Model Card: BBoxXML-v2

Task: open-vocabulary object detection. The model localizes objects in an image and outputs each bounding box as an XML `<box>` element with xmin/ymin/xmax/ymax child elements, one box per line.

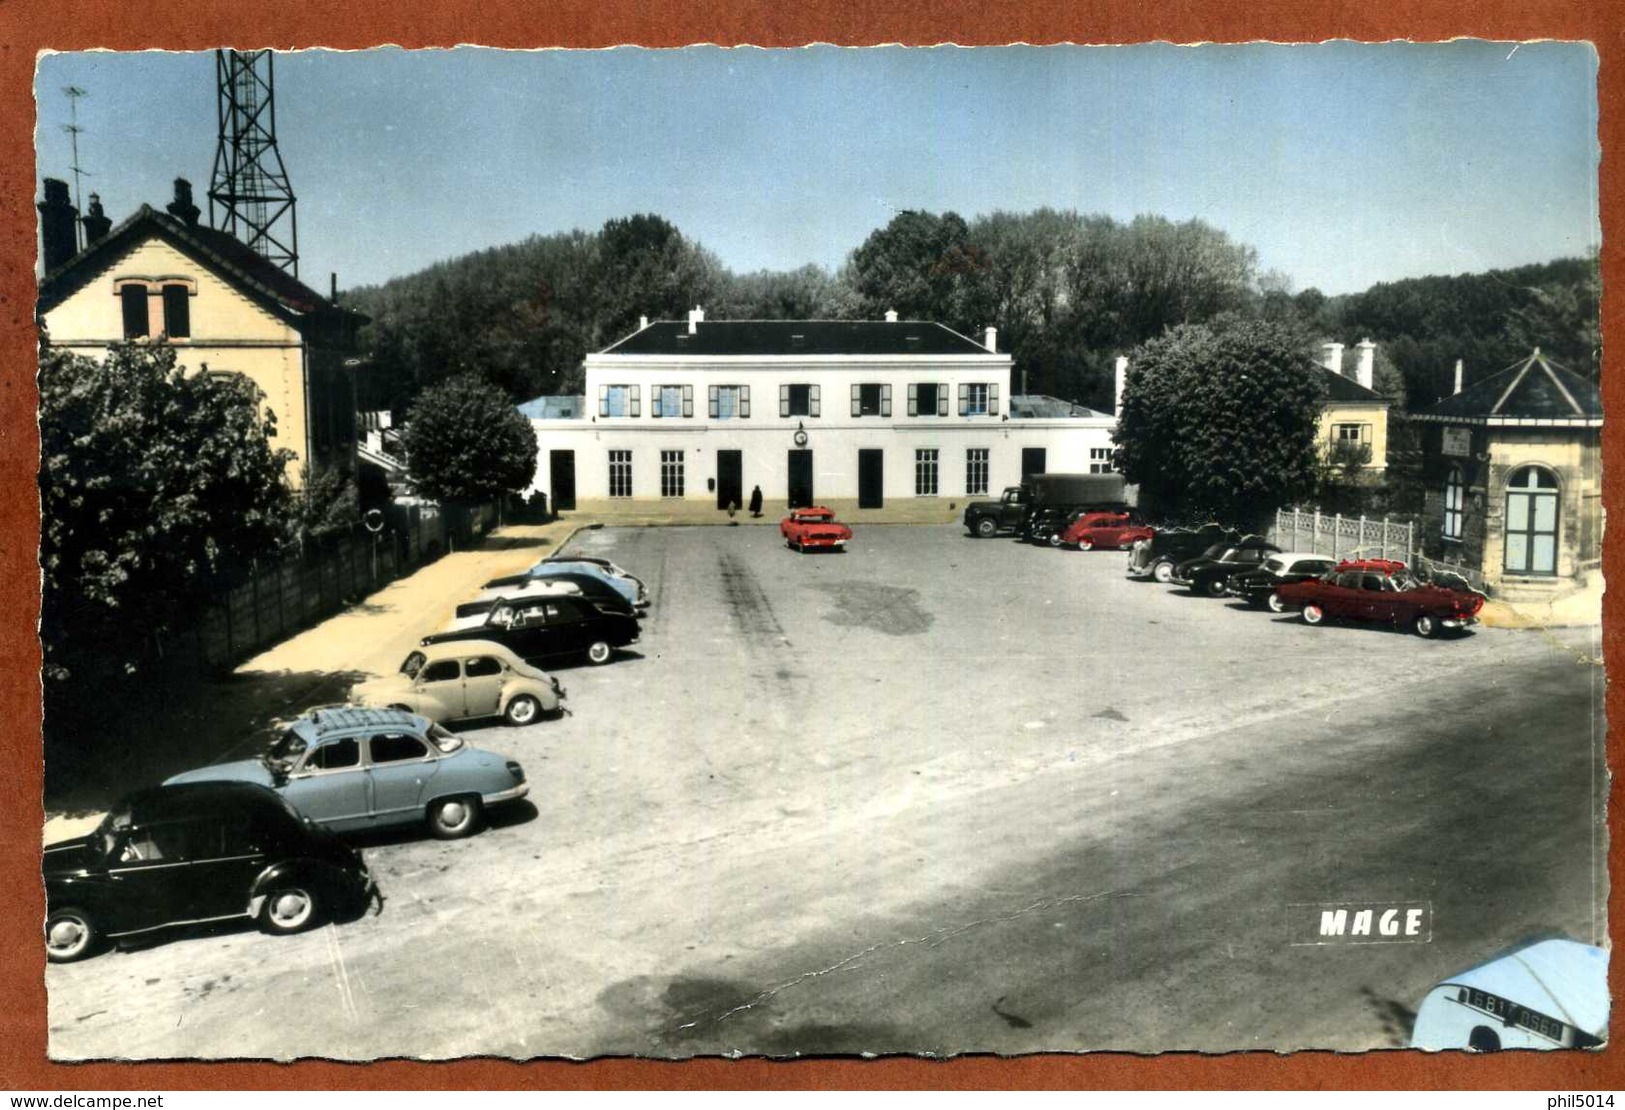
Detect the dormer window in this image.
<box><xmin>790</xmin><ymin>334</ymin><xmax>805</xmax><ymax>350</ymax></box>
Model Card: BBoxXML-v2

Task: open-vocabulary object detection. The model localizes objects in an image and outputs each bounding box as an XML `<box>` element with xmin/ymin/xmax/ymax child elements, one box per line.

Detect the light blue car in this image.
<box><xmin>527</xmin><ymin>559</ymin><xmax>646</xmax><ymax>609</ymax></box>
<box><xmin>165</xmin><ymin>707</ymin><xmax>529</xmax><ymax>840</ymax></box>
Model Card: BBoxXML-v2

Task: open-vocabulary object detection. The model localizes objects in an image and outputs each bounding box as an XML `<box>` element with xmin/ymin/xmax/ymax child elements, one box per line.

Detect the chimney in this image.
<box><xmin>984</xmin><ymin>326</ymin><xmax>997</xmax><ymax>353</ymax></box>
<box><xmin>167</xmin><ymin>177</ymin><xmax>200</xmax><ymax>226</ymax></box>
<box><xmin>687</xmin><ymin>306</ymin><xmax>705</xmax><ymax>334</ymax></box>
<box><xmin>638</xmin><ymin>315</ymin><xmax>648</xmax><ymax>330</ymax></box>
<box><xmin>1355</xmin><ymin>339</ymin><xmax>1376</xmax><ymax>391</ymax></box>
<box><xmin>1114</xmin><ymin>355</ymin><xmax>1129</xmax><ymax>419</ymax></box>
<box><xmin>1453</xmin><ymin>359</ymin><xmax>1464</xmax><ymax>396</ymax></box>
<box><xmin>884</xmin><ymin>309</ymin><xmax>898</xmax><ymax>323</ymax></box>
<box><xmin>80</xmin><ymin>193</ymin><xmax>111</xmax><ymax>246</ymax></box>
<box><xmin>1321</xmin><ymin>342</ymin><xmax>1345</xmax><ymax>376</ymax></box>
<box><xmin>37</xmin><ymin>178</ymin><xmax>78</xmax><ymax>273</ymax></box>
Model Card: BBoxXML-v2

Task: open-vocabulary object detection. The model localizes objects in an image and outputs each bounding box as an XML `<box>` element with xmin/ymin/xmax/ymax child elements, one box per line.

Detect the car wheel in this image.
<box><xmin>1047</xmin><ymin>532</ymin><xmax>1064</xmax><ymax>548</ymax></box>
<box><xmin>1413</xmin><ymin>613</ymin><xmax>1439</xmax><ymax>639</ymax></box>
<box><xmin>428</xmin><ymin>796</ymin><xmax>483</xmax><ymax>840</ymax></box>
<box><xmin>974</xmin><ymin>518</ymin><xmax>998</xmax><ymax>539</ymax></box>
<box><xmin>1266</xmin><ymin>591</ymin><xmax>1288</xmax><ymax>614</ymax></box>
<box><xmin>45</xmin><ymin>907</ymin><xmax>98</xmax><ymax>963</ymax></box>
<box><xmin>1301</xmin><ymin>603</ymin><xmax>1326</xmax><ymax>626</ymax></box>
<box><xmin>586</xmin><ymin>640</ymin><xmax>614</xmax><ymax>665</ymax></box>
<box><xmin>504</xmin><ymin>694</ymin><xmax>540</xmax><ymax>726</ymax></box>
<box><xmin>1203</xmin><ymin>577</ymin><xmax>1229</xmax><ymax>597</ymax></box>
<box><xmin>1078</xmin><ymin>539</ymin><xmax>1094</xmax><ymax>552</ymax></box>
<box><xmin>259</xmin><ymin>885</ymin><xmax>321</xmax><ymax>935</ymax></box>
<box><xmin>1152</xmin><ymin>560</ymin><xmax>1175</xmax><ymax>584</ymax></box>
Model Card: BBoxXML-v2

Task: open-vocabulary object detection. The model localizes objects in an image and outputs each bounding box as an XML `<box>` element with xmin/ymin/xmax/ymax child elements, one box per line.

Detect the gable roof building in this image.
<box><xmin>37</xmin><ymin>177</ymin><xmax>366</xmax><ymax>487</ymax></box>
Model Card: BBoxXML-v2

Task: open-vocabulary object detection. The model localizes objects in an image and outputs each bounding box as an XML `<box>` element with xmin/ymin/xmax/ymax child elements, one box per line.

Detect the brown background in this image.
<box><xmin>0</xmin><ymin>0</ymin><xmax>1619</xmax><ymax>1091</ymax></box>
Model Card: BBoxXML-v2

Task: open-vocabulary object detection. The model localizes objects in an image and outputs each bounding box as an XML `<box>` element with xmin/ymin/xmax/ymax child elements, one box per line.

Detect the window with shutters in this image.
<box><xmin>660</xmin><ymin>450</ymin><xmax>686</xmax><ymax>498</ymax></box>
<box><xmin>599</xmin><ymin>384</ymin><xmax>640</xmax><ymax>418</ymax></box>
<box><xmin>608</xmin><ymin>450</ymin><xmax>632</xmax><ymax>498</ymax></box>
<box><xmin>914</xmin><ymin>449</ymin><xmax>939</xmax><ymax>496</ymax></box>
<box><xmin>852</xmin><ymin>383</ymin><xmax>890</xmax><ymax>417</ymax></box>
<box><xmin>653</xmin><ymin>385</ymin><xmax>692</xmax><ymax>418</ymax></box>
<box><xmin>965</xmin><ymin>449</ymin><xmax>989</xmax><ymax>495</ymax></box>
<box><xmin>782</xmin><ymin>384</ymin><xmax>818</xmax><ymax>417</ymax></box>
<box><xmin>708</xmin><ymin>384</ymin><xmax>750</xmax><ymax>419</ymax></box>
<box><xmin>908</xmin><ymin>383</ymin><xmax>946</xmax><ymax>417</ymax></box>
<box><xmin>959</xmin><ymin>382</ymin><xmax>998</xmax><ymax>416</ymax></box>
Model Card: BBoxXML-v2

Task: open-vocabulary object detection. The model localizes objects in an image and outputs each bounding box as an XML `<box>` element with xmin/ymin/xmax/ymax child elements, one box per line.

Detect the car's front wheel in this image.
<box><xmin>1413</xmin><ymin>613</ymin><xmax>1439</xmax><ymax>639</ymax></box>
<box><xmin>1152</xmin><ymin>560</ymin><xmax>1175</xmax><ymax>584</ymax></box>
<box><xmin>974</xmin><ymin>518</ymin><xmax>998</xmax><ymax>539</ymax></box>
<box><xmin>1266</xmin><ymin>591</ymin><xmax>1288</xmax><ymax>614</ymax></box>
<box><xmin>259</xmin><ymin>885</ymin><xmax>321</xmax><ymax>935</ymax></box>
<box><xmin>1204</xmin><ymin>577</ymin><xmax>1228</xmax><ymax>598</ymax></box>
<box><xmin>45</xmin><ymin>907</ymin><xmax>99</xmax><ymax>963</ymax></box>
<box><xmin>504</xmin><ymin>694</ymin><xmax>541</xmax><ymax>726</ymax></box>
<box><xmin>586</xmin><ymin>640</ymin><xmax>613</xmax><ymax>665</ymax></box>
<box><xmin>1047</xmin><ymin>532</ymin><xmax>1064</xmax><ymax>548</ymax></box>
<box><xmin>1301</xmin><ymin>603</ymin><xmax>1326</xmax><ymax>626</ymax></box>
<box><xmin>428</xmin><ymin>796</ymin><xmax>483</xmax><ymax>840</ymax></box>
<box><xmin>1077</xmin><ymin>539</ymin><xmax>1094</xmax><ymax>552</ymax></box>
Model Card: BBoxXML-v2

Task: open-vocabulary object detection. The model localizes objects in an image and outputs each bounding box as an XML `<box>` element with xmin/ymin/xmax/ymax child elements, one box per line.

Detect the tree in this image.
<box><xmin>1114</xmin><ymin>320</ymin><xmax>1324</xmax><ymax>527</ymax></box>
<box><xmin>39</xmin><ymin>342</ymin><xmax>293</xmax><ymax>677</ymax></box>
<box><xmin>844</xmin><ymin>210</ymin><xmax>984</xmax><ymax>325</ymax></box>
<box><xmin>402</xmin><ymin>375</ymin><xmax>538</xmax><ymax>507</ymax></box>
<box><xmin>289</xmin><ymin>464</ymin><xmax>360</xmax><ymax>550</ymax></box>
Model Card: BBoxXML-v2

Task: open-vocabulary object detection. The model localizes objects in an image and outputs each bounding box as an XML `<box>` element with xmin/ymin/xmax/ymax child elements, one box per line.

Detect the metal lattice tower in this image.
<box><xmin>208</xmin><ymin>50</ymin><xmax>298</xmax><ymax>275</ymax></box>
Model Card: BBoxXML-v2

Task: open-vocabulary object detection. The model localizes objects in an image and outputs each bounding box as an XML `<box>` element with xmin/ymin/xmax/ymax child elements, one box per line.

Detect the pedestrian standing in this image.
<box><xmin>749</xmin><ymin>485</ymin><xmax>764</xmax><ymax>518</ymax></box>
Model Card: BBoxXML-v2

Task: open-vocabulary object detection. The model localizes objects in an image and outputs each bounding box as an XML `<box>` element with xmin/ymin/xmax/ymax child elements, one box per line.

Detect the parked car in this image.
<box><xmin>1274</xmin><ymin>558</ymin><xmax>1485</xmax><ymax>637</ymax></box>
<box><xmin>1126</xmin><ymin>524</ymin><xmax>1240</xmax><ymax>582</ymax></box>
<box><xmin>527</xmin><ymin>559</ymin><xmax>647</xmax><ymax>609</ymax></box>
<box><xmin>781</xmin><ymin>506</ymin><xmax>853</xmax><ymax>552</ymax></box>
<box><xmin>1226</xmin><ymin>552</ymin><xmax>1341</xmax><ymax>611</ymax></box>
<box><xmin>964</xmin><ymin>473</ymin><xmax>1128</xmax><ymax>538</ymax></box>
<box><xmin>45</xmin><ymin>781</ymin><xmax>375</xmax><ymax>962</ymax></box>
<box><xmin>540</xmin><ymin>554</ymin><xmax>645</xmax><ymax>595</ymax></box>
<box><xmin>350</xmin><ymin>639</ymin><xmax>564</xmax><ymax>727</ymax></box>
<box><xmin>1170</xmin><ymin>537</ymin><xmax>1283</xmax><ymax>596</ymax></box>
<box><xmin>1060</xmin><ymin>511</ymin><xmax>1155</xmax><ymax>551</ymax></box>
<box><xmin>454</xmin><ymin>578</ymin><xmax>581</xmax><ymax>621</ymax></box>
<box><xmin>482</xmin><ymin>571</ymin><xmax>636</xmax><ymax>618</ymax></box>
<box><xmin>166</xmin><ymin>706</ymin><xmax>529</xmax><ymax>839</ymax></box>
<box><xmin>1412</xmin><ymin>938</ymin><xmax>1607</xmax><ymax>1051</ymax></box>
<box><xmin>424</xmin><ymin>593</ymin><xmax>640</xmax><ymax>665</ymax></box>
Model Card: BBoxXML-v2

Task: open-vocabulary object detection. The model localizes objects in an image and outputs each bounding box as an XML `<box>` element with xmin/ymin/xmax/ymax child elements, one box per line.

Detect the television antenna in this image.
<box><xmin>61</xmin><ymin>85</ymin><xmax>90</xmax><ymax>250</ymax></box>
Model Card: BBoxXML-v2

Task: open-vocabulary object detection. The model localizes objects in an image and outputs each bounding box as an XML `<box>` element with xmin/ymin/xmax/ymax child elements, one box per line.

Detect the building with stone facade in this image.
<box><xmin>1410</xmin><ymin>349</ymin><xmax>1602</xmax><ymax>593</ymax></box>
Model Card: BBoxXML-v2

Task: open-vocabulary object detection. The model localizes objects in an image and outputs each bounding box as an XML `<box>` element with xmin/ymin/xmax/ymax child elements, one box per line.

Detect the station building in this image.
<box><xmin>524</xmin><ymin>309</ymin><xmax>1117</xmax><ymax>512</ymax></box>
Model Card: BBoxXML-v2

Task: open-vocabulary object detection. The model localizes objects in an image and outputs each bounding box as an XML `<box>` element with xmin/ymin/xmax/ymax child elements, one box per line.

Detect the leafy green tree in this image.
<box><xmin>844</xmin><ymin>210</ymin><xmax>985</xmax><ymax>325</ymax></box>
<box><xmin>1114</xmin><ymin>320</ymin><xmax>1324</xmax><ymax>527</ymax></box>
<box><xmin>39</xmin><ymin>342</ymin><xmax>293</xmax><ymax>677</ymax></box>
<box><xmin>289</xmin><ymin>464</ymin><xmax>360</xmax><ymax>550</ymax></box>
<box><xmin>402</xmin><ymin>375</ymin><xmax>538</xmax><ymax>507</ymax></box>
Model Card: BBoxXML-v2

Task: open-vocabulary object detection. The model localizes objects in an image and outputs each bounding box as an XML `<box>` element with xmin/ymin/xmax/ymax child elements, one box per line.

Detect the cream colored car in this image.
<box><xmin>350</xmin><ymin>639</ymin><xmax>564</xmax><ymax>727</ymax></box>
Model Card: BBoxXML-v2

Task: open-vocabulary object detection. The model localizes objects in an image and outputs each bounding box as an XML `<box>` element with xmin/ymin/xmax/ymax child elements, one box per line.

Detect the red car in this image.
<box><xmin>1274</xmin><ymin>558</ymin><xmax>1484</xmax><ymax>638</ymax></box>
<box><xmin>780</xmin><ymin>507</ymin><xmax>852</xmax><ymax>552</ymax></box>
<box><xmin>1060</xmin><ymin>511</ymin><xmax>1154</xmax><ymax>551</ymax></box>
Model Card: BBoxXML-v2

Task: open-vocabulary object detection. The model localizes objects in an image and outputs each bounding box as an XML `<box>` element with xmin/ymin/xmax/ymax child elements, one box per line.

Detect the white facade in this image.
<box><xmin>527</xmin><ymin>316</ymin><xmax>1117</xmax><ymax>508</ymax></box>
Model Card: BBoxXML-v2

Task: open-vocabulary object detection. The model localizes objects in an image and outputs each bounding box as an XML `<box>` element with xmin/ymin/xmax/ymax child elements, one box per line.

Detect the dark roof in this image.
<box><xmin>37</xmin><ymin>204</ymin><xmax>363</xmax><ymax>328</ymax></box>
<box><xmin>599</xmin><ymin>319</ymin><xmax>996</xmax><ymax>357</ymax></box>
<box><xmin>1416</xmin><ymin>349</ymin><xmax>1601</xmax><ymax>424</ymax></box>
<box><xmin>1009</xmin><ymin>394</ymin><xmax>1112</xmax><ymax>419</ymax></box>
<box><xmin>1319</xmin><ymin>366</ymin><xmax>1387</xmax><ymax>403</ymax></box>
<box><xmin>517</xmin><ymin>395</ymin><xmax>587</xmax><ymax>419</ymax></box>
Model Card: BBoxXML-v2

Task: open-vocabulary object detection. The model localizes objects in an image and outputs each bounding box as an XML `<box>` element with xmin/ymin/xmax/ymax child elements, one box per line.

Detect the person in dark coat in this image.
<box><xmin>748</xmin><ymin>485</ymin><xmax>764</xmax><ymax>518</ymax></box>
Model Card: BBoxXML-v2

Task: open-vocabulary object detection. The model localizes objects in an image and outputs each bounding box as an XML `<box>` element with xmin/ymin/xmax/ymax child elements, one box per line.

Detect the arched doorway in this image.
<box><xmin>1504</xmin><ymin>465</ymin><xmax>1559</xmax><ymax>576</ymax></box>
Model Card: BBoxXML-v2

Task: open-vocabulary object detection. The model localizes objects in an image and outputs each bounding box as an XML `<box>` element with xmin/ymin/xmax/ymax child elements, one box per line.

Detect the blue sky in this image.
<box><xmin>36</xmin><ymin>42</ymin><xmax>1599</xmax><ymax>296</ymax></box>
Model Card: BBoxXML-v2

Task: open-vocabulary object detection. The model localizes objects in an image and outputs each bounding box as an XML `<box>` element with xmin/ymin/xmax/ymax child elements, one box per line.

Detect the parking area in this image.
<box><xmin>46</xmin><ymin>523</ymin><xmax>1605</xmax><ymax>1059</ymax></box>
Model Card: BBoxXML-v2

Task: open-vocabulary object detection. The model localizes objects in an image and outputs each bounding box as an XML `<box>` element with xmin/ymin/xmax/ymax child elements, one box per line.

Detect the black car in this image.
<box><xmin>1126</xmin><ymin>524</ymin><xmax>1240</xmax><ymax>582</ymax></box>
<box><xmin>423</xmin><ymin>593</ymin><xmax>640</xmax><ymax>666</ymax></box>
<box><xmin>44</xmin><ymin>782</ymin><xmax>375</xmax><ymax>963</ymax></box>
<box><xmin>1226</xmin><ymin>552</ymin><xmax>1341</xmax><ymax>612</ymax></box>
<box><xmin>1024</xmin><ymin>503</ymin><xmax>1134</xmax><ymax>546</ymax></box>
<box><xmin>1169</xmin><ymin>537</ymin><xmax>1283</xmax><ymax>596</ymax></box>
<box><xmin>481</xmin><ymin>572</ymin><xmax>636</xmax><ymax>617</ymax></box>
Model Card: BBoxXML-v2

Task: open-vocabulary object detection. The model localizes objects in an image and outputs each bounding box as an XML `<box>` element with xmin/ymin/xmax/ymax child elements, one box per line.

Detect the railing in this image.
<box><xmin>1271</xmin><ymin>508</ymin><xmax>1415</xmax><ymax>563</ymax></box>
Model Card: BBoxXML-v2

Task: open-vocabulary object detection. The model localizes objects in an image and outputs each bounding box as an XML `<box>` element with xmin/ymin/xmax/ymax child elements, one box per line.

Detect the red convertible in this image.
<box><xmin>1274</xmin><ymin>558</ymin><xmax>1484</xmax><ymax>638</ymax></box>
<box><xmin>781</xmin><ymin>507</ymin><xmax>852</xmax><ymax>552</ymax></box>
<box><xmin>1060</xmin><ymin>511</ymin><xmax>1154</xmax><ymax>551</ymax></box>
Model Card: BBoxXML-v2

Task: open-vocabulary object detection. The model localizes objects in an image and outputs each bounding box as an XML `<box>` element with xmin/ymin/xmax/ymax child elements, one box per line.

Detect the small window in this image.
<box><xmin>909</xmin><ymin>383</ymin><xmax>944</xmax><ymax>417</ymax></box>
<box><xmin>307</xmin><ymin>738</ymin><xmax>361</xmax><ymax>771</ymax></box>
<box><xmin>162</xmin><ymin>284</ymin><xmax>191</xmax><ymax>338</ymax></box>
<box><xmin>785</xmin><ymin>384</ymin><xmax>814</xmax><ymax>418</ymax></box>
<box><xmin>464</xmin><ymin>656</ymin><xmax>503</xmax><ymax>678</ymax></box>
<box><xmin>370</xmin><ymin>733</ymin><xmax>430</xmax><ymax>764</ymax></box>
<box><xmin>709</xmin><ymin>385</ymin><xmax>750</xmax><ymax>419</ymax></box>
<box><xmin>599</xmin><ymin>384</ymin><xmax>640</xmax><ymax>418</ymax></box>
<box><xmin>1443</xmin><ymin>465</ymin><xmax>1465</xmax><ymax>540</ymax></box>
<box><xmin>420</xmin><ymin>660</ymin><xmax>462</xmax><ymax>683</ymax></box>
<box><xmin>653</xmin><ymin>385</ymin><xmax>691</xmax><ymax>419</ymax></box>
<box><xmin>121</xmin><ymin>285</ymin><xmax>150</xmax><ymax>339</ymax></box>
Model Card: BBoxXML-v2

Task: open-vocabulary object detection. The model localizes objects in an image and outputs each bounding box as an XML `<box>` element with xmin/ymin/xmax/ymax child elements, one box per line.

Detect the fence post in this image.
<box><xmin>250</xmin><ymin>564</ymin><xmax>262</xmax><ymax>649</ymax></box>
<box><xmin>1358</xmin><ymin>514</ymin><xmax>1367</xmax><ymax>558</ymax></box>
<box><xmin>1312</xmin><ymin>508</ymin><xmax>1322</xmax><ymax>557</ymax></box>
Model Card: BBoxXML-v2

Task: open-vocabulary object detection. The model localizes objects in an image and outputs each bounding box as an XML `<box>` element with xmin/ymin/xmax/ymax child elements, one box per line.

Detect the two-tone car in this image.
<box><xmin>1168</xmin><ymin>536</ymin><xmax>1282</xmax><ymax>596</ymax></box>
<box><xmin>45</xmin><ymin>781</ymin><xmax>375</xmax><ymax>962</ymax></box>
<box><xmin>166</xmin><ymin>706</ymin><xmax>530</xmax><ymax>839</ymax></box>
<box><xmin>350</xmin><ymin>639</ymin><xmax>564</xmax><ymax>727</ymax></box>
<box><xmin>481</xmin><ymin>571</ymin><xmax>636</xmax><ymax>617</ymax></box>
<box><xmin>1225</xmin><ymin>552</ymin><xmax>1340</xmax><ymax>612</ymax></box>
<box><xmin>527</xmin><ymin>559</ymin><xmax>647</xmax><ymax>610</ymax></box>
<box><xmin>1274</xmin><ymin>558</ymin><xmax>1485</xmax><ymax>638</ymax></box>
<box><xmin>781</xmin><ymin>507</ymin><xmax>853</xmax><ymax>552</ymax></box>
<box><xmin>423</xmin><ymin>593</ymin><xmax>640</xmax><ymax>666</ymax></box>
